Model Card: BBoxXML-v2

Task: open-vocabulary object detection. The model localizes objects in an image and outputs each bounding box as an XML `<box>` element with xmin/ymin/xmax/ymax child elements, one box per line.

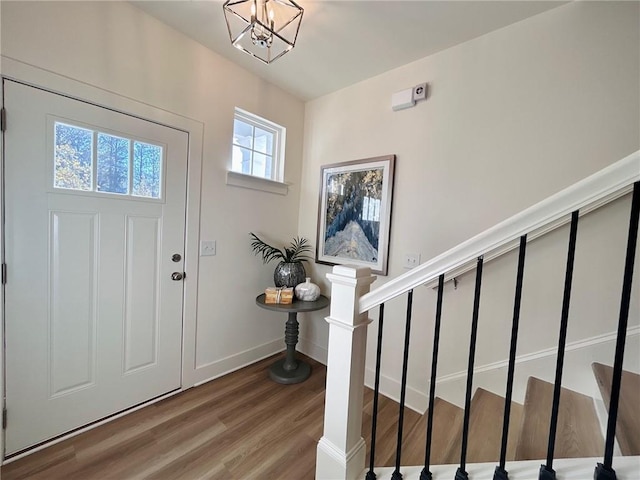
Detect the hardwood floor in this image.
<box><xmin>1</xmin><ymin>354</ymin><xmax>630</xmax><ymax>480</ymax></box>
<box><xmin>2</xmin><ymin>353</ymin><xmax>327</xmax><ymax>480</ymax></box>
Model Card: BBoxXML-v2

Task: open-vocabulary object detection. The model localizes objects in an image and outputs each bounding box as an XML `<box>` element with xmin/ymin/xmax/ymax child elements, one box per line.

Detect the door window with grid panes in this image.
<box><xmin>53</xmin><ymin>121</ymin><xmax>164</xmax><ymax>199</ymax></box>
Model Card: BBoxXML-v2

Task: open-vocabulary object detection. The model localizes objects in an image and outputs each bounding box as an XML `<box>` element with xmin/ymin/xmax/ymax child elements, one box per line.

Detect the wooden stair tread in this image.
<box><xmin>362</xmin><ymin>391</ymin><xmax>424</xmax><ymax>467</ymax></box>
<box><xmin>516</xmin><ymin>377</ymin><xmax>604</xmax><ymax>461</ymax></box>
<box><xmin>466</xmin><ymin>388</ymin><xmax>524</xmax><ymax>463</ymax></box>
<box><xmin>402</xmin><ymin>397</ymin><xmax>464</xmax><ymax>466</ymax></box>
<box><xmin>592</xmin><ymin>363</ymin><xmax>640</xmax><ymax>455</ymax></box>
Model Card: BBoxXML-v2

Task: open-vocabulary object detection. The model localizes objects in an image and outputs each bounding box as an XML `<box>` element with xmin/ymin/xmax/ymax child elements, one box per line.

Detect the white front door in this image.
<box><xmin>3</xmin><ymin>80</ymin><xmax>188</xmax><ymax>455</ymax></box>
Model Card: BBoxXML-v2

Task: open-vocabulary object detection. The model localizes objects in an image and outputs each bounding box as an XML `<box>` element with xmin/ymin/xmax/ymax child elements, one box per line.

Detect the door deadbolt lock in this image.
<box><xmin>171</xmin><ymin>272</ymin><xmax>185</xmax><ymax>281</ymax></box>
<box><xmin>172</xmin><ymin>253</ymin><xmax>182</xmax><ymax>262</ymax></box>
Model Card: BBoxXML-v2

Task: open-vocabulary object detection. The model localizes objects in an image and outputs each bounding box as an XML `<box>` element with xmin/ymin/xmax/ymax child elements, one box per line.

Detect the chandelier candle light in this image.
<box><xmin>223</xmin><ymin>0</ymin><xmax>304</xmax><ymax>64</ymax></box>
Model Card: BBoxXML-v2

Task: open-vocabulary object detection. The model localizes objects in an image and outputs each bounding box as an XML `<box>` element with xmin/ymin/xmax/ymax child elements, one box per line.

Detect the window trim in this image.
<box><xmin>230</xmin><ymin>107</ymin><xmax>286</xmax><ymax>184</ymax></box>
<box><xmin>226</xmin><ymin>170</ymin><xmax>289</xmax><ymax>196</ymax></box>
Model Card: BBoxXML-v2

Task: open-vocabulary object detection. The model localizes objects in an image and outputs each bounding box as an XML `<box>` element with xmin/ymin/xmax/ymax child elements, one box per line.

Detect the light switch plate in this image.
<box><xmin>200</xmin><ymin>240</ymin><xmax>216</xmax><ymax>256</ymax></box>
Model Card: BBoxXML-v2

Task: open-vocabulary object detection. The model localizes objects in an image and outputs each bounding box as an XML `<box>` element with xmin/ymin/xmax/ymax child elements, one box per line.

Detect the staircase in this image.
<box><xmin>365</xmin><ymin>367</ymin><xmax>638</xmax><ymax>469</ymax></box>
<box><xmin>315</xmin><ymin>152</ymin><xmax>640</xmax><ymax>480</ymax></box>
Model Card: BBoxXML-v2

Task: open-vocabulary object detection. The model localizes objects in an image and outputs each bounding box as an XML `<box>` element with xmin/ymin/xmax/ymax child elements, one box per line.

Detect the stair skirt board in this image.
<box><xmin>433</xmin><ymin>328</ymin><xmax>640</xmax><ymax>409</ymax></box>
<box><xmin>363</xmin><ymin>327</ymin><xmax>640</xmax><ymax>413</ymax></box>
<box><xmin>593</xmin><ymin>393</ymin><xmax>623</xmax><ymax>458</ymax></box>
<box><xmin>592</xmin><ymin>363</ymin><xmax>640</xmax><ymax>456</ymax></box>
<box><xmin>367</xmin><ymin>456</ymin><xmax>640</xmax><ymax>480</ymax></box>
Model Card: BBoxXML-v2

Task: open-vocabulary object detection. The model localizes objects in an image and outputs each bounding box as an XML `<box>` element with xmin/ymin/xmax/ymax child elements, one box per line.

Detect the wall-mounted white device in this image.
<box><xmin>391</xmin><ymin>82</ymin><xmax>428</xmax><ymax>111</ymax></box>
<box><xmin>391</xmin><ymin>88</ymin><xmax>415</xmax><ymax>111</ymax></box>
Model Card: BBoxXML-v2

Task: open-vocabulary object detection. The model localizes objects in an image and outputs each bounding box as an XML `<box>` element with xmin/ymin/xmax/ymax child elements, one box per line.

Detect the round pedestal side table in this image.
<box><xmin>255</xmin><ymin>293</ymin><xmax>329</xmax><ymax>384</ymax></box>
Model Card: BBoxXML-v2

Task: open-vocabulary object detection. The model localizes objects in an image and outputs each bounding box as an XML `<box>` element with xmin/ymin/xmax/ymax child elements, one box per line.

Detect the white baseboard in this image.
<box><xmin>300</xmin><ymin>336</ymin><xmax>428</xmax><ymax>413</ymax></box>
<box><xmin>364</xmin><ymin>368</ymin><xmax>429</xmax><ymax>414</ymax></box>
<box><xmin>438</xmin><ymin>328</ymin><xmax>639</xmax><ymax>408</ymax></box>
<box><xmin>192</xmin><ymin>338</ymin><xmax>284</xmax><ymax>387</ymax></box>
<box><xmin>437</xmin><ymin>326</ymin><xmax>640</xmax><ymax>386</ymax></box>
<box><xmin>297</xmin><ymin>336</ymin><xmax>328</xmax><ymax>365</ymax></box>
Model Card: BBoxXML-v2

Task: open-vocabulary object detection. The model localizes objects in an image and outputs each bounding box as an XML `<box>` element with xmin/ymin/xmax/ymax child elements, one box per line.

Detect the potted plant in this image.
<box><xmin>250</xmin><ymin>233</ymin><xmax>313</xmax><ymax>288</ymax></box>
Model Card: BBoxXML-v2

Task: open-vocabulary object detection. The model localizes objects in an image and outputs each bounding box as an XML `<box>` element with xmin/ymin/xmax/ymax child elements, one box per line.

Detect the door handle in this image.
<box><xmin>171</xmin><ymin>272</ymin><xmax>185</xmax><ymax>281</ymax></box>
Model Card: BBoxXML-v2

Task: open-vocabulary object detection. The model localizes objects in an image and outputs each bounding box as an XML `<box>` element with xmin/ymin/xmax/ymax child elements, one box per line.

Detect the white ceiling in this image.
<box><xmin>132</xmin><ymin>1</ymin><xmax>568</xmax><ymax>101</ymax></box>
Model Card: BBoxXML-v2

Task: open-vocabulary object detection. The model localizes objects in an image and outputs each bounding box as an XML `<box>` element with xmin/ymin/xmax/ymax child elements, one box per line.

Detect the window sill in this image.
<box><xmin>226</xmin><ymin>170</ymin><xmax>290</xmax><ymax>196</ymax></box>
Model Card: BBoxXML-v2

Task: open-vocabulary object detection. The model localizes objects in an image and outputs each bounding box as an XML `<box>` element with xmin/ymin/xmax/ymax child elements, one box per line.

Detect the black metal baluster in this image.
<box><xmin>366</xmin><ymin>304</ymin><xmax>386</xmax><ymax>480</ymax></box>
<box><xmin>391</xmin><ymin>290</ymin><xmax>414</xmax><ymax>480</ymax></box>
<box><xmin>594</xmin><ymin>181</ymin><xmax>640</xmax><ymax>480</ymax></box>
<box><xmin>494</xmin><ymin>235</ymin><xmax>528</xmax><ymax>480</ymax></box>
<box><xmin>420</xmin><ymin>274</ymin><xmax>445</xmax><ymax>480</ymax></box>
<box><xmin>539</xmin><ymin>210</ymin><xmax>580</xmax><ymax>480</ymax></box>
<box><xmin>456</xmin><ymin>256</ymin><xmax>484</xmax><ymax>480</ymax></box>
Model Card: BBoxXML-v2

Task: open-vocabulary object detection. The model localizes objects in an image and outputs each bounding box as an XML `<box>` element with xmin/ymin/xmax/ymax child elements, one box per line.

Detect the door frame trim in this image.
<box><xmin>0</xmin><ymin>56</ymin><xmax>204</xmax><ymax>463</ymax></box>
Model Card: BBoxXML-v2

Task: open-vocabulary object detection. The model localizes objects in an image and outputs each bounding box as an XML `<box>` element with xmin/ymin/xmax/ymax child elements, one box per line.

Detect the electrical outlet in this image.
<box><xmin>403</xmin><ymin>253</ymin><xmax>421</xmax><ymax>269</ymax></box>
<box><xmin>200</xmin><ymin>240</ymin><xmax>216</xmax><ymax>256</ymax></box>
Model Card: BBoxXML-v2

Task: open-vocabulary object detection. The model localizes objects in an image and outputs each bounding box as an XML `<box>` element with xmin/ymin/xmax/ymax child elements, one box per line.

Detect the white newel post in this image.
<box><xmin>316</xmin><ymin>265</ymin><xmax>377</xmax><ymax>480</ymax></box>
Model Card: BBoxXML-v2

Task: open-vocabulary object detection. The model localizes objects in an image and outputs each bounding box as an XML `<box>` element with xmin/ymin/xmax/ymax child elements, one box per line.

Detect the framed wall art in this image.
<box><xmin>316</xmin><ymin>155</ymin><xmax>395</xmax><ymax>275</ymax></box>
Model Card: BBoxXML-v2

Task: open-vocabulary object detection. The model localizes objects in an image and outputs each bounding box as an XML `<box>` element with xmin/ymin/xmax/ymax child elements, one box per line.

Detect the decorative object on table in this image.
<box><xmin>294</xmin><ymin>277</ymin><xmax>320</xmax><ymax>302</ymax></box>
<box><xmin>222</xmin><ymin>0</ymin><xmax>304</xmax><ymax>65</ymax></box>
<box><xmin>250</xmin><ymin>233</ymin><xmax>313</xmax><ymax>288</ymax></box>
<box><xmin>316</xmin><ymin>155</ymin><xmax>396</xmax><ymax>275</ymax></box>
<box><xmin>264</xmin><ymin>287</ymin><xmax>294</xmax><ymax>305</ymax></box>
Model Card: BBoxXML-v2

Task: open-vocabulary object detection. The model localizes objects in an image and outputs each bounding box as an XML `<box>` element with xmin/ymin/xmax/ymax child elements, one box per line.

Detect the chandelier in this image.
<box><xmin>223</xmin><ymin>0</ymin><xmax>304</xmax><ymax>65</ymax></box>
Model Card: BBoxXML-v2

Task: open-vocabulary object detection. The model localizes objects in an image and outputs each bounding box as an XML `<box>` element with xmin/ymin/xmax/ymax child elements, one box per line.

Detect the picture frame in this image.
<box><xmin>316</xmin><ymin>155</ymin><xmax>395</xmax><ymax>275</ymax></box>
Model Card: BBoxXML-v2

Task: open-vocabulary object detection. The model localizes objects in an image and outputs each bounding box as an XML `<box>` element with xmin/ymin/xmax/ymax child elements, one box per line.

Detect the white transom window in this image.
<box><xmin>230</xmin><ymin>108</ymin><xmax>285</xmax><ymax>183</ymax></box>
